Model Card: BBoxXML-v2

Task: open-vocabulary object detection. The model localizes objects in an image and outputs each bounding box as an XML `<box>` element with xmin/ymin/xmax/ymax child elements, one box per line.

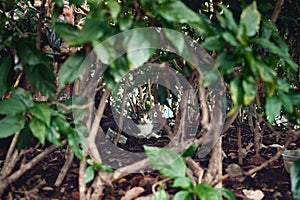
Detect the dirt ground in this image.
<box><xmin>0</xmin><ymin>122</ymin><xmax>296</xmax><ymax>200</ymax></box>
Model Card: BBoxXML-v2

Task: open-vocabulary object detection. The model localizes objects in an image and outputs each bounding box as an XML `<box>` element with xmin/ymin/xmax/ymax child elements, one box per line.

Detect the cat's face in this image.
<box><xmin>138</xmin><ymin>112</ymin><xmax>153</xmax><ymax>125</ymax></box>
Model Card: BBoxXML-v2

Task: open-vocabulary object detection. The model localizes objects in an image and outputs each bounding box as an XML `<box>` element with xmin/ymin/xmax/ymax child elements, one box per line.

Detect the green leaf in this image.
<box><xmin>193</xmin><ymin>183</ymin><xmax>221</xmax><ymax>200</ymax></box>
<box><xmin>291</xmin><ymin>159</ymin><xmax>300</xmax><ymax>199</ymax></box>
<box><xmin>144</xmin><ymin>146</ymin><xmax>186</xmax><ymax>178</ymax></box>
<box><xmin>156</xmin><ymin>1</ymin><xmax>200</xmax><ymax>23</ymax></box>
<box><xmin>16</xmin><ymin>39</ymin><xmax>48</xmax><ymax>66</ymax></box>
<box><xmin>182</xmin><ymin>144</ymin><xmax>199</xmax><ymax>157</ymax></box>
<box><xmin>59</xmin><ymin>51</ymin><xmax>86</xmax><ymax>87</ymax></box>
<box><xmin>221</xmin><ymin>188</ymin><xmax>236</xmax><ymax>200</ymax></box>
<box><xmin>265</xmin><ymin>96</ymin><xmax>282</xmax><ymax>124</ymax></box>
<box><xmin>174</xmin><ymin>190</ymin><xmax>192</xmax><ymax>200</ymax></box>
<box><xmin>24</xmin><ymin>63</ymin><xmax>56</xmax><ymax>99</ymax></box>
<box><xmin>242</xmin><ymin>79</ymin><xmax>256</xmax><ymax>105</ymax></box>
<box><xmin>67</xmin><ymin>129</ymin><xmax>85</xmax><ymax>158</ymax></box>
<box><xmin>256</xmin><ymin>62</ymin><xmax>276</xmax><ymax>83</ymax></box>
<box><xmin>228</xmin><ymin>78</ymin><xmax>243</xmax><ymax>116</ymax></box>
<box><xmin>218</xmin><ymin>5</ymin><xmax>238</xmax><ymax>33</ymax></box>
<box><xmin>52</xmin><ymin>113</ymin><xmax>71</xmax><ymax>133</ymax></box>
<box><xmin>0</xmin><ymin>115</ymin><xmax>26</xmax><ymax>138</ymax></box>
<box><xmin>240</xmin><ymin>1</ymin><xmax>261</xmax><ymax>37</ymax></box>
<box><xmin>222</xmin><ymin>32</ymin><xmax>239</xmax><ymax>46</ymax></box>
<box><xmin>54</xmin><ymin>23</ymin><xmax>79</xmax><ymax>43</ymax></box>
<box><xmin>17</xmin><ymin>125</ymin><xmax>33</xmax><ymax>150</ymax></box>
<box><xmin>46</xmin><ymin>125</ymin><xmax>62</xmax><ymax>145</ymax></box>
<box><xmin>172</xmin><ymin>177</ymin><xmax>193</xmax><ymax>189</ymax></box>
<box><xmin>202</xmin><ymin>36</ymin><xmax>226</xmax><ymax>51</ymax></box>
<box><xmin>0</xmin><ymin>54</ymin><xmax>14</xmax><ymax>96</ymax></box>
<box><xmin>127</xmin><ymin>29</ymin><xmax>157</xmax><ymax>68</ymax></box>
<box><xmin>107</xmin><ymin>0</ymin><xmax>121</xmax><ymax>20</ymax></box>
<box><xmin>84</xmin><ymin>166</ymin><xmax>95</xmax><ymax>184</ymax></box>
<box><xmin>164</xmin><ymin>29</ymin><xmax>192</xmax><ymax>61</ymax></box>
<box><xmin>253</xmin><ymin>38</ymin><xmax>287</xmax><ymax>58</ymax></box>
<box><xmin>29</xmin><ymin>117</ymin><xmax>47</xmax><ymax>145</ymax></box>
<box><xmin>0</xmin><ymin>99</ymin><xmax>26</xmax><ymax>115</ymax></box>
<box><xmin>119</xmin><ymin>15</ymin><xmax>133</xmax><ymax>31</ymax></box>
<box><xmin>11</xmin><ymin>87</ymin><xmax>35</xmax><ymax>109</ymax></box>
<box><xmin>278</xmin><ymin>92</ymin><xmax>293</xmax><ymax>113</ymax></box>
<box><xmin>151</xmin><ymin>189</ymin><xmax>168</xmax><ymax>200</ymax></box>
<box><xmin>30</xmin><ymin>103</ymin><xmax>52</xmax><ymax>126</ymax></box>
<box><xmin>215</xmin><ymin>51</ymin><xmax>238</xmax><ymax>75</ymax></box>
<box><xmin>70</xmin><ymin>19</ymin><xmax>106</xmax><ymax>46</ymax></box>
<box><xmin>93</xmin><ymin>162</ymin><xmax>114</xmax><ymax>172</ymax></box>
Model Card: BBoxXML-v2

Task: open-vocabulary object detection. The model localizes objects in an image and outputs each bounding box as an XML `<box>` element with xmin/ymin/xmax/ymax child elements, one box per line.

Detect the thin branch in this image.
<box><xmin>36</xmin><ymin>0</ymin><xmax>47</xmax><ymax>50</ymax></box>
<box><xmin>212</xmin><ymin>148</ymin><xmax>284</xmax><ymax>186</ymax></box>
<box><xmin>271</xmin><ymin>0</ymin><xmax>285</xmax><ymax>23</ymax></box>
<box><xmin>55</xmin><ymin>146</ymin><xmax>74</xmax><ymax>187</ymax></box>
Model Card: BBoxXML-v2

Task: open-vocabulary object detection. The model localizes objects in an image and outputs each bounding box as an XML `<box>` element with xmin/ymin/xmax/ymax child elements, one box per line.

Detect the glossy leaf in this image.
<box><xmin>256</xmin><ymin>62</ymin><xmax>276</xmax><ymax>84</ymax></box>
<box><xmin>107</xmin><ymin>0</ymin><xmax>121</xmax><ymax>20</ymax></box>
<box><xmin>29</xmin><ymin>117</ymin><xmax>47</xmax><ymax>145</ymax></box>
<box><xmin>59</xmin><ymin>51</ymin><xmax>86</xmax><ymax>87</ymax></box>
<box><xmin>54</xmin><ymin>23</ymin><xmax>79</xmax><ymax>43</ymax></box>
<box><xmin>0</xmin><ymin>115</ymin><xmax>26</xmax><ymax>138</ymax></box>
<box><xmin>16</xmin><ymin>39</ymin><xmax>48</xmax><ymax>66</ymax></box>
<box><xmin>24</xmin><ymin>63</ymin><xmax>56</xmax><ymax>99</ymax></box>
<box><xmin>70</xmin><ymin>19</ymin><xmax>106</xmax><ymax>46</ymax></box>
<box><xmin>0</xmin><ymin>54</ymin><xmax>14</xmax><ymax>97</ymax></box>
<box><xmin>215</xmin><ymin>51</ymin><xmax>238</xmax><ymax>75</ymax></box>
<box><xmin>202</xmin><ymin>36</ymin><xmax>226</xmax><ymax>51</ymax></box>
<box><xmin>52</xmin><ymin>113</ymin><xmax>70</xmax><ymax>133</ymax></box>
<box><xmin>67</xmin><ymin>129</ymin><xmax>85</xmax><ymax>158</ymax></box>
<box><xmin>291</xmin><ymin>158</ymin><xmax>300</xmax><ymax>199</ymax></box>
<box><xmin>156</xmin><ymin>1</ymin><xmax>200</xmax><ymax>23</ymax></box>
<box><xmin>193</xmin><ymin>183</ymin><xmax>221</xmax><ymax>200</ymax></box>
<box><xmin>17</xmin><ymin>125</ymin><xmax>33</xmax><ymax>150</ymax></box>
<box><xmin>119</xmin><ymin>15</ymin><xmax>133</xmax><ymax>31</ymax></box>
<box><xmin>222</xmin><ymin>32</ymin><xmax>239</xmax><ymax>46</ymax></box>
<box><xmin>253</xmin><ymin>38</ymin><xmax>287</xmax><ymax>57</ymax></box>
<box><xmin>127</xmin><ymin>29</ymin><xmax>157</xmax><ymax>68</ymax></box>
<box><xmin>0</xmin><ymin>99</ymin><xmax>26</xmax><ymax>115</ymax></box>
<box><xmin>240</xmin><ymin>1</ymin><xmax>261</xmax><ymax>37</ymax></box>
<box><xmin>221</xmin><ymin>188</ymin><xmax>236</xmax><ymax>200</ymax></box>
<box><xmin>144</xmin><ymin>146</ymin><xmax>186</xmax><ymax>178</ymax></box>
<box><xmin>84</xmin><ymin>166</ymin><xmax>95</xmax><ymax>184</ymax></box>
<box><xmin>242</xmin><ymin>79</ymin><xmax>256</xmax><ymax>105</ymax></box>
<box><xmin>218</xmin><ymin>5</ymin><xmax>238</xmax><ymax>33</ymax></box>
<box><xmin>278</xmin><ymin>92</ymin><xmax>293</xmax><ymax>113</ymax></box>
<box><xmin>174</xmin><ymin>190</ymin><xmax>192</xmax><ymax>200</ymax></box>
<box><xmin>46</xmin><ymin>125</ymin><xmax>62</xmax><ymax>146</ymax></box>
<box><xmin>182</xmin><ymin>144</ymin><xmax>199</xmax><ymax>157</ymax></box>
<box><xmin>164</xmin><ymin>29</ymin><xmax>192</xmax><ymax>60</ymax></box>
<box><xmin>29</xmin><ymin>103</ymin><xmax>52</xmax><ymax>126</ymax></box>
<box><xmin>265</xmin><ymin>96</ymin><xmax>282</xmax><ymax>124</ymax></box>
<box><xmin>172</xmin><ymin>177</ymin><xmax>193</xmax><ymax>189</ymax></box>
<box><xmin>151</xmin><ymin>190</ymin><xmax>168</xmax><ymax>200</ymax></box>
<box><xmin>228</xmin><ymin>78</ymin><xmax>243</xmax><ymax>116</ymax></box>
<box><xmin>11</xmin><ymin>87</ymin><xmax>35</xmax><ymax>109</ymax></box>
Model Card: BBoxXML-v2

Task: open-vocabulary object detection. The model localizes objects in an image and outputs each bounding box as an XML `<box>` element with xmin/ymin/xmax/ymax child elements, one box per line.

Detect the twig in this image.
<box><xmin>79</xmin><ymin>154</ymin><xmax>87</xmax><ymax>200</ymax></box>
<box><xmin>185</xmin><ymin>157</ymin><xmax>204</xmax><ymax>184</ymax></box>
<box><xmin>114</xmin><ymin>75</ymin><xmax>129</xmax><ymax>144</ymax></box>
<box><xmin>55</xmin><ymin>145</ymin><xmax>74</xmax><ymax>187</ymax></box>
<box><xmin>212</xmin><ymin>148</ymin><xmax>284</xmax><ymax>186</ymax></box>
<box><xmin>36</xmin><ymin>0</ymin><xmax>47</xmax><ymax>50</ymax></box>
<box><xmin>87</xmin><ymin>87</ymin><xmax>111</xmax><ymax>163</ymax></box>
<box><xmin>0</xmin><ymin>141</ymin><xmax>64</xmax><ymax>196</ymax></box>
<box><xmin>271</xmin><ymin>0</ymin><xmax>285</xmax><ymax>23</ymax></box>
